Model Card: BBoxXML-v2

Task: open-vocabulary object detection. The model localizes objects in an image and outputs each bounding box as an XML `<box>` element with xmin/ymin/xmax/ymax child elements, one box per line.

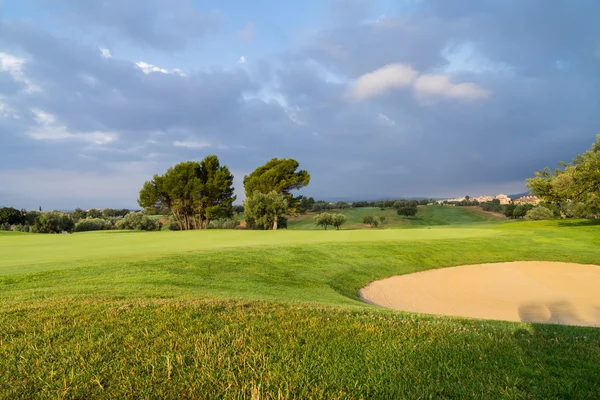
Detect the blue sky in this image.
<box><xmin>1</xmin><ymin>0</ymin><xmax>599</xmax><ymax>209</ymax></box>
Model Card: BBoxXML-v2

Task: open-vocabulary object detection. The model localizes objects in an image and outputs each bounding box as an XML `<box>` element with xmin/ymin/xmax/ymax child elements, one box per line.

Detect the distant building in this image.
<box><xmin>474</xmin><ymin>195</ymin><xmax>494</xmax><ymax>203</ymax></box>
<box><xmin>495</xmin><ymin>194</ymin><xmax>511</xmax><ymax>205</ymax></box>
<box><xmin>515</xmin><ymin>195</ymin><xmax>540</xmax><ymax>205</ymax></box>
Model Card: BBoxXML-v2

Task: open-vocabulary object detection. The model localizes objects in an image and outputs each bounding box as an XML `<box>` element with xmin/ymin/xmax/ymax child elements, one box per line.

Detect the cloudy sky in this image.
<box><xmin>1</xmin><ymin>0</ymin><xmax>599</xmax><ymax>209</ymax></box>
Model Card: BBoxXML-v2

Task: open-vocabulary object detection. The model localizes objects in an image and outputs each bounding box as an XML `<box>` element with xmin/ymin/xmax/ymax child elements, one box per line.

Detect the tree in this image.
<box><xmin>314</xmin><ymin>212</ymin><xmax>333</xmax><ymax>230</ymax></box>
<box><xmin>243</xmin><ymin>158</ymin><xmax>310</xmax><ymax>209</ymax></box>
<box><xmin>33</xmin><ymin>212</ymin><xmax>75</xmax><ymax>233</ymax></box>
<box><xmin>138</xmin><ymin>155</ymin><xmax>236</xmax><ymax>230</ymax></box>
<box><xmin>393</xmin><ymin>200</ymin><xmax>418</xmax><ymax>217</ymax></box>
<box><xmin>244</xmin><ymin>191</ymin><xmax>288</xmax><ymax>230</ymax></box>
<box><xmin>196</xmin><ymin>155</ymin><xmax>236</xmax><ymax>229</ymax></box>
<box><xmin>527</xmin><ymin>134</ymin><xmax>600</xmax><ymax>216</ymax></box>
<box><xmin>363</xmin><ymin>215</ymin><xmax>379</xmax><ymax>228</ymax></box>
<box><xmin>0</xmin><ymin>207</ymin><xmax>24</xmax><ymax>225</ymax></box>
<box><xmin>87</xmin><ymin>209</ymin><xmax>102</xmax><ymax>219</ymax></box>
<box><xmin>331</xmin><ymin>213</ymin><xmax>347</xmax><ymax>230</ymax></box>
<box><xmin>504</xmin><ymin>203</ymin><xmax>517</xmax><ymax>218</ymax></box>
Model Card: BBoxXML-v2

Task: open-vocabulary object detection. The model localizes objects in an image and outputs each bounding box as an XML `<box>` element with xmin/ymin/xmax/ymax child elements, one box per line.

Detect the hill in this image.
<box><xmin>287</xmin><ymin>205</ymin><xmax>506</xmax><ymax>230</ymax></box>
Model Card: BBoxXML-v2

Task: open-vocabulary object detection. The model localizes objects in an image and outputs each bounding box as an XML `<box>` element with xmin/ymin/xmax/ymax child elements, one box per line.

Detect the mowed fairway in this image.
<box><xmin>1</xmin><ymin>216</ymin><xmax>600</xmax><ymax>398</ymax></box>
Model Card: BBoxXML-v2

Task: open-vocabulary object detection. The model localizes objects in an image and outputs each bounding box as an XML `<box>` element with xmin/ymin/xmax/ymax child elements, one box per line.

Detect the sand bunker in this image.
<box><xmin>361</xmin><ymin>262</ymin><xmax>600</xmax><ymax>327</ymax></box>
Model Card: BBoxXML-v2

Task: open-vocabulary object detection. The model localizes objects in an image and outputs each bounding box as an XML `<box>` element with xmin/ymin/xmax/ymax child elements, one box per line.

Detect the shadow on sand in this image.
<box><xmin>518</xmin><ymin>300</ymin><xmax>600</xmax><ymax>327</ymax></box>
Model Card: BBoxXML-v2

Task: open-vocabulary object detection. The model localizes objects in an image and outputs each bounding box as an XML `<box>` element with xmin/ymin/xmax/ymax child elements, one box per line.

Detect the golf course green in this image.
<box><xmin>1</xmin><ymin>208</ymin><xmax>599</xmax><ymax>398</ymax></box>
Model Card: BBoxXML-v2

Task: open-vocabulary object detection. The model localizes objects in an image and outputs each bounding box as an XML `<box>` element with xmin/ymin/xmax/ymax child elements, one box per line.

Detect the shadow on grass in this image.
<box><xmin>556</xmin><ymin>219</ymin><xmax>600</xmax><ymax>228</ymax></box>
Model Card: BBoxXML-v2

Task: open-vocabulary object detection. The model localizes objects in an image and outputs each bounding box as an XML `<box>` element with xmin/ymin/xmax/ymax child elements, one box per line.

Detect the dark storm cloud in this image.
<box><xmin>1</xmin><ymin>1</ymin><xmax>599</xmax><ymax>208</ymax></box>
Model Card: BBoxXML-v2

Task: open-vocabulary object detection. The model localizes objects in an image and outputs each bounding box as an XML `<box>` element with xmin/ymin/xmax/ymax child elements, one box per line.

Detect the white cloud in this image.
<box><xmin>0</xmin><ymin>52</ymin><xmax>40</xmax><ymax>92</ymax></box>
<box><xmin>136</xmin><ymin>61</ymin><xmax>169</xmax><ymax>74</ymax></box>
<box><xmin>28</xmin><ymin>109</ymin><xmax>117</xmax><ymax>144</ymax></box>
<box><xmin>346</xmin><ymin>63</ymin><xmax>418</xmax><ymax>100</ymax></box>
<box><xmin>238</xmin><ymin>56</ymin><xmax>247</xmax><ymax>64</ymax></box>
<box><xmin>413</xmin><ymin>74</ymin><xmax>489</xmax><ymax>101</ymax></box>
<box><xmin>99</xmin><ymin>47</ymin><xmax>112</xmax><ymax>59</ymax></box>
<box><xmin>173</xmin><ymin>140</ymin><xmax>212</xmax><ymax>149</ymax></box>
<box><xmin>348</xmin><ymin>62</ymin><xmax>489</xmax><ymax>103</ymax></box>
<box><xmin>378</xmin><ymin>112</ymin><xmax>396</xmax><ymax>126</ymax></box>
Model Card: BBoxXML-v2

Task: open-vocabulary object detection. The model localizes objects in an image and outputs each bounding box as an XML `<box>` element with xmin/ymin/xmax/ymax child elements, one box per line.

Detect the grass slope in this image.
<box><xmin>1</xmin><ymin>218</ymin><xmax>599</xmax><ymax>398</ymax></box>
<box><xmin>287</xmin><ymin>205</ymin><xmax>505</xmax><ymax>229</ymax></box>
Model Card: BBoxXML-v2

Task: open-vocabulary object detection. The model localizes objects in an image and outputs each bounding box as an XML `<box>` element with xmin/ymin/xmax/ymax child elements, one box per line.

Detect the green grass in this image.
<box><xmin>1</xmin><ymin>214</ymin><xmax>599</xmax><ymax>398</ymax></box>
<box><xmin>287</xmin><ymin>205</ymin><xmax>505</xmax><ymax>229</ymax></box>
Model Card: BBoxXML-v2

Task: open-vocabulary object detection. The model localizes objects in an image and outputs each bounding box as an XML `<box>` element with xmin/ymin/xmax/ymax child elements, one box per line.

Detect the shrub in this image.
<box><xmin>12</xmin><ymin>224</ymin><xmax>30</xmax><ymax>232</ymax></box>
<box><xmin>525</xmin><ymin>206</ymin><xmax>555</xmax><ymax>220</ymax></box>
<box><xmin>0</xmin><ymin>223</ymin><xmax>11</xmax><ymax>231</ymax></box>
<box><xmin>167</xmin><ymin>216</ymin><xmax>182</xmax><ymax>231</ymax></box>
<box><xmin>32</xmin><ymin>212</ymin><xmax>75</xmax><ymax>233</ymax></box>
<box><xmin>208</xmin><ymin>218</ymin><xmax>240</xmax><ymax>229</ymax></box>
<box><xmin>362</xmin><ymin>215</ymin><xmax>379</xmax><ymax>228</ymax></box>
<box><xmin>115</xmin><ymin>212</ymin><xmax>162</xmax><ymax>231</ymax></box>
<box><xmin>74</xmin><ymin>218</ymin><xmax>113</xmax><ymax>232</ymax></box>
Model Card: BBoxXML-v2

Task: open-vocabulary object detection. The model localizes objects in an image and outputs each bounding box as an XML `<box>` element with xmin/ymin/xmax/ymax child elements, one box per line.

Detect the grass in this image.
<box><xmin>287</xmin><ymin>205</ymin><xmax>505</xmax><ymax>229</ymax></box>
<box><xmin>1</xmin><ymin>211</ymin><xmax>599</xmax><ymax>398</ymax></box>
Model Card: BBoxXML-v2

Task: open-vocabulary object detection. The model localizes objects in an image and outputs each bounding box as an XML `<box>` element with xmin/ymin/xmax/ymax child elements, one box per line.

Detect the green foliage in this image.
<box><xmin>527</xmin><ymin>134</ymin><xmax>600</xmax><ymax>215</ymax></box>
<box><xmin>208</xmin><ymin>218</ymin><xmax>240</xmax><ymax>229</ymax></box>
<box><xmin>362</xmin><ymin>215</ymin><xmax>379</xmax><ymax>228</ymax></box>
<box><xmin>32</xmin><ymin>211</ymin><xmax>75</xmax><ymax>233</ymax></box>
<box><xmin>138</xmin><ymin>155</ymin><xmax>236</xmax><ymax>230</ymax></box>
<box><xmin>314</xmin><ymin>212</ymin><xmax>333</xmax><ymax>230</ymax></box>
<box><xmin>0</xmin><ymin>207</ymin><xmax>24</xmax><ymax>225</ymax></box>
<box><xmin>525</xmin><ymin>206</ymin><xmax>556</xmax><ymax>220</ymax></box>
<box><xmin>297</xmin><ymin>196</ymin><xmax>315</xmax><ymax>213</ymax></box>
<box><xmin>243</xmin><ymin>158</ymin><xmax>310</xmax><ymax>213</ymax></box>
<box><xmin>504</xmin><ymin>203</ymin><xmax>517</xmax><ymax>218</ymax></box>
<box><xmin>331</xmin><ymin>213</ymin><xmax>347</xmax><ymax>230</ymax></box>
<box><xmin>115</xmin><ymin>212</ymin><xmax>162</xmax><ymax>231</ymax></box>
<box><xmin>74</xmin><ymin>218</ymin><xmax>114</xmax><ymax>232</ymax></box>
<box><xmin>244</xmin><ymin>191</ymin><xmax>288</xmax><ymax>230</ymax></box>
<box><xmin>393</xmin><ymin>200</ymin><xmax>418</xmax><ymax>217</ymax></box>
<box><xmin>512</xmin><ymin>204</ymin><xmax>534</xmax><ymax>219</ymax></box>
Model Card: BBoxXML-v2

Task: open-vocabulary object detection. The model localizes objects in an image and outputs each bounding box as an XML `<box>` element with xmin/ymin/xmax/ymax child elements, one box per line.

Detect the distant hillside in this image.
<box><xmin>287</xmin><ymin>205</ymin><xmax>506</xmax><ymax>230</ymax></box>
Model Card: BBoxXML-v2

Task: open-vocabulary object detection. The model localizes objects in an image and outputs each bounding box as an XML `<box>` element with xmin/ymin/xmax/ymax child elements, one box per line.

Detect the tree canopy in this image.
<box><xmin>527</xmin><ymin>134</ymin><xmax>600</xmax><ymax>216</ymax></box>
<box><xmin>244</xmin><ymin>191</ymin><xmax>288</xmax><ymax>230</ymax></box>
<box><xmin>138</xmin><ymin>155</ymin><xmax>236</xmax><ymax>230</ymax></box>
<box><xmin>243</xmin><ymin>158</ymin><xmax>310</xmax><ymax>203</ymax></box>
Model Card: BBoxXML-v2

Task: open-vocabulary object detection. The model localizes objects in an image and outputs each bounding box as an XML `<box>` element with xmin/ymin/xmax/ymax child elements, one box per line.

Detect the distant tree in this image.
<box><xmin>380</xmin><ymin>216</ymin><xmax>386</xmax><ymax>225</ymax></box>
<box><xmin>504</xmin><ymin>203</ymin><xmax>517</xmax><ymax>218</ymax></box>
<box><xmin>297</xmin><ymin>196</ymin><xmax>315</xmax><ymax>213</ymax></box>
<box><xmin>72</xmin><ymin>208</ymin><xmax>87</xmax><ymax>220</ymax></box>
<box><xmin>314</xmin><ymin>212</ymin><xmax>333</xmax><ymax>230</ymax></box>
<box><xmin>393</xmin><ymin>200</ymin><xmax>418</xmax><ymax>217</ymax></box>
<box><xmin>115</xmin><ymin>212</ymin><xmax>162</xmax><ymax>231</ymax></box>
<box><xmin>512</xmin><ymin>204</ymin><xmax>534</xmax><ymax>219</ymax></box>
<box><xmin>363</xmin><ymin>215</ymin><xmax>379</xmax><ymax>228</ymax></box>
<box><xmin>232</xmin><ymin>205</ymin><xmax>245</xmax><ymax>214</ymax></box>
<box><xmin>352</xmin><ymin>201</ymin><xmax>369</xmax><ymax>208</ymax></box>
<box><xmin>334</xmin><ymin>201</ymin><xmax>350</xmax><ymax>209</ymax></box>
<box><xmin>196</xmin><ymin>155</ymin><xmax>236</xmax><ymax>229</ymax></box>
<box><xmin>0</xmin><ymin>207</ymin><xmax>24</xmax><ymax>225</ymax></box>
<box><xmin>244</xmin><ymin>191</ymin><xmax>288</xmax><ymax>230</ymax></box>
<box><xmin>87</xmin><ymin>209</ymin><xmax>102</xmax><ymax>219</ymax></box>
<box><xmin>331</xmin><ymin>213</ymin><xmax>347</xmax><ymax>230</ymax></box>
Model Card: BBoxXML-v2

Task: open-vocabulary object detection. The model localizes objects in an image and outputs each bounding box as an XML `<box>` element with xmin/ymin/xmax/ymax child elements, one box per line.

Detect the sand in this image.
<box><xmin>360</xmin><ymin>262</ymin><xmax>600</xmax><ymax>327</ymax></box>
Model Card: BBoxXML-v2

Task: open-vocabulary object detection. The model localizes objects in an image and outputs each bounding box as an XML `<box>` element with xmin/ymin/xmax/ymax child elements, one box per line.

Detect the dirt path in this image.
<box><xmin>360</xmin><ymin>262</ymin><xmax>600</xmax><ymax>327</ymax></box>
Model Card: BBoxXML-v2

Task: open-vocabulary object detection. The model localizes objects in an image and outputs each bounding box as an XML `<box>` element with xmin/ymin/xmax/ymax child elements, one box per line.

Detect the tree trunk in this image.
<box><xmin>273</xmin><ymin>214</ymin><xmax>278</xmax><ymax>230</ymax></box>
<box><xmin>204</xmin><ymin>219</ymin><xmax>210</xmax><ymax>229</ymax></box>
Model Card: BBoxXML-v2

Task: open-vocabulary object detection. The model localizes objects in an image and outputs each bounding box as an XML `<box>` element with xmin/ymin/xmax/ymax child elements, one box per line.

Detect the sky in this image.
<box><xmin>0</xmin><ymin>0</ymin><xmax>599</xmax><ymax>209</ymax></box>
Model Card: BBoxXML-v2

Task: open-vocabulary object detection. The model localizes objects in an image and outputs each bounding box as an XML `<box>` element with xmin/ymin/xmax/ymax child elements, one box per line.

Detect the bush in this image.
<box><xmin>115</xmin><ymin>212</ymin><xmax>162</xmax><ymax>231</ymax></box>
<box><xmin>0</xmin><ymin>223</ymin><xmax>11</xmax><ymax>231</ymax></box>
<box><xmin>12</xmin><ymin>224</ymin><xmax>30</xmax><ymax>232</ymax></box>
<box><xmin>32</xmin><ymin>212</ymin><xmax>75</xmax><ymax>233</ymax></box>
<box><xmin>208</xmin><ymin>218</ymin><xmax>240</xmax><ymax>229</ymax></box>
<box><xmin>362</xmin><ymin>215</ymin><xmax>379</xmax><ymax>228</ymax></box>
<box><xmin>74</xmin><ymin>218</ymin><xmax>113</xmax><ymax>232</ymax></box>
<box><xmin>525</xmin><ymin>206</ymin><xmax>555</xmax><ymax>220</ymax></box>
<box><xmin>167</xmin><ymin>216</ymin><xmax>182</xmax><ymax>231</ymax></box>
